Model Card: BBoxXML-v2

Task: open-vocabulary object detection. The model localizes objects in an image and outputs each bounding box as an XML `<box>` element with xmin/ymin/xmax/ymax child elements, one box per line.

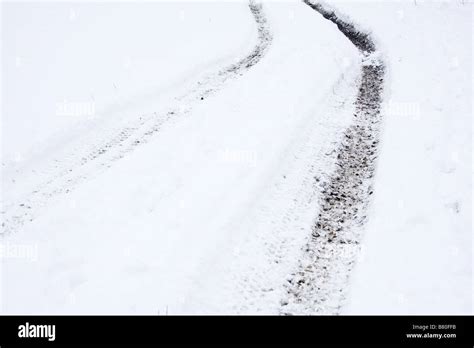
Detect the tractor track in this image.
<box><xmin>281</xmin><ymin>0</ymin><xmax>385</xmax><ymax>314</ymax></box>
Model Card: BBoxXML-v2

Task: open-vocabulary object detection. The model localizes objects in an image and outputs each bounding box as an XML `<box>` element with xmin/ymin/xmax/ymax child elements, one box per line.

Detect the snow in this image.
<box><xmin>1</xmin><ymin>0</ymin><xmax>471</xmax><ymax>315</ymax></box>
<box><xmin>1</xmin><ymin>0</ymin><xmax>359</xmax><ymax>313</ymax></box>
<box><xmin>328</xmin><ymin>0</ymin><xmax>472</xmax><ymax>314</ymax></box>
<box><xmin>2</xmin><ymin>1</ymin><xmax>255</xmax><ymax>165</ymax></box>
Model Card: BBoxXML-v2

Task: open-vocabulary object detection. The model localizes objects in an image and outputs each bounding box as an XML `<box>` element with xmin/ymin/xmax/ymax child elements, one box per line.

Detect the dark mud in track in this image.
<box><xmin>282</xmin><ymin>0</ymin><xmax>385</xmax><ymax>314</ymax></box>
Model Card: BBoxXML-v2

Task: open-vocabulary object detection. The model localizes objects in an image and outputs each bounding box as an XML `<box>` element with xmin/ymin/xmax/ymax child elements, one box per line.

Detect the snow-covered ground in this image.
<box><xmin>2</xmin><ymin>1</ymin><xmax>256</xmax><ymax>165</ymax></box>
<box><xmin>330</xmin><ymin>0</ymin><xmax>472</xmax><ymax>315</ymax></box>
<box><xmin>1</xmin><ymin>0</ymin><xmax>472</xmax><ymax>315</ymax></box>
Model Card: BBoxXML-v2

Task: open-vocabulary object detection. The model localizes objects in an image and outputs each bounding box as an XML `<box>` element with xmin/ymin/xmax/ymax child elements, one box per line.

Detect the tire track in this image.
<box><xmin>281</xmin><ymin>0</ymin><xmax>385</xmax><ymax>314</ymax></box>
<box><xmin>1</xmin><ymin>0</ymin><xmax>272</xmax><ymax>235</ymax></box>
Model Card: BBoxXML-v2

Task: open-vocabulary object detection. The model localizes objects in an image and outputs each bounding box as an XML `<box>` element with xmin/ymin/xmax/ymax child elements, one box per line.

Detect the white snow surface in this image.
<box><xmin>2</xmin><ymin>1</ymin><xmax>255</xmax><ymax>166</ymax></box>
<box><xmin>1</xmin><ymin>0</ymin><xmax>472</xmax><ymax>315</ymax></box>
<box><xmin>329</xmin><ymin>0</ymin><xmax>472</xmax><ymax>314</ymax></box>
<box><xmin>1</xmin><ymin>0</ymin><xmax>360</xmax><ymax>314</ymax></box>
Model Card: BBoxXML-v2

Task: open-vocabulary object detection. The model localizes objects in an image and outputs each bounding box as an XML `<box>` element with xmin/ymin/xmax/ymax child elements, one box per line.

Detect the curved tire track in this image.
<box><xmin>1</xmin><ymin>0</ymin><xmax>272</xmax><ymax>235</ymax></box>
<box><xmin>281</xmin><ymin>0</ymin><xmax>385</xmax><ymax>314</ymax></box>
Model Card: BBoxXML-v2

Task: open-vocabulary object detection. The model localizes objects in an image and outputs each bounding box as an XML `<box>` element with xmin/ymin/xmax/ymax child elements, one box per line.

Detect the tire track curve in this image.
<box><xmin>281</xmin><ymin>0</ymin><xmax>385</xmax><ymax>314</ymax></box>
<box><xmin>1</xmin><ymin>0</ymin><xmax>272</xmax><ymax>235</ymax></box>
